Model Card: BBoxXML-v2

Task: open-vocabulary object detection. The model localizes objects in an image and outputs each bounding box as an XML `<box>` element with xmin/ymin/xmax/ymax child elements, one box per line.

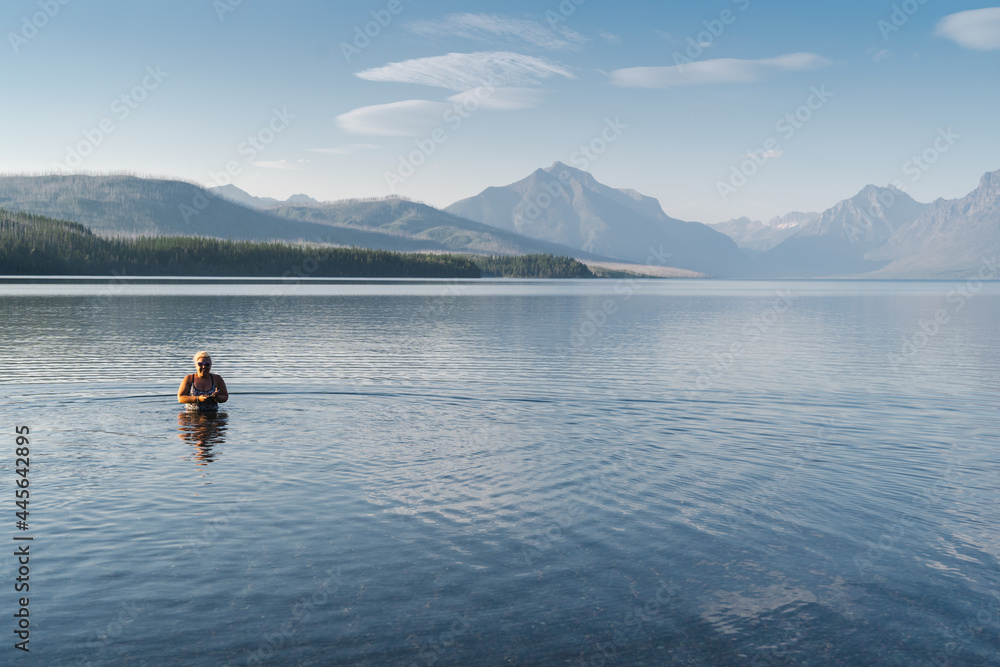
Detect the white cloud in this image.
<box><xmin>335</xmin><ymin>100</ymin><xmax>449</xmax><ymax>136</ymax></box>
<box><xmin>600</xmin><ymin>31</ymin><xmax>621</xmax><ymax>44</ymax></box>
<box><xmin>408</xmin><ymin>13</ymin><xmax>587</xmax><ymax>50</ymax></box>
<box><xmin>936</xmin><ymin>8</ymin><xmax>1000</xmax><ymax>50</ymax></box>
<box><xmin>609</xmin><ymin>53</ymin><xmax>831</xmax><ymax>88</ymax></box>
<box><xmin>355</xmin><ymin>51</ymin><xmax>574</xmax><ymax>91</ymax></box>
<box><xmin>446</xmin><ymin>87</ymin><xmax>544</xmax><ymax>110</ymax></box>
<box><xmin>252</xmin><ymin>159</ymin><xmax>303</xmax><ymax>170</ymax></box>
<box><xmin>335</xmin><ymin>87</ymin><xmax>547</xmax><ymax>136</ymax></box>
<box><xmin>308</xmin><ymin>144</ymin><xmax>385</xmax><ymax>155</ymax></box>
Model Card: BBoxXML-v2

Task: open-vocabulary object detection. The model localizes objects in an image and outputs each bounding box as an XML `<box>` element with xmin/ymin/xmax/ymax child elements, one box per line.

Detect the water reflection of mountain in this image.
<box><xmin>177</xmin><ymin>411</ymin><xmax>228</xmax><ymax>465</ymax></box>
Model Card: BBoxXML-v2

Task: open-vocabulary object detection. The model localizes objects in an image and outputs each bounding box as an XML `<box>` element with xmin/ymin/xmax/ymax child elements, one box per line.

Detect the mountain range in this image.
<box><xmin>724</xmin><ymin>172</ymin><xmax>1000</xmax><ymax>278</ymax></box>
<box><xmin>0</xmin><ymin>174</ymin><xmax>609</xmax><ymax>260</ymax></box>
<box><xmin>1</xmin><ymin>167</ymin><xmax>998</xmax><ymax>278</ymax></box>
<box><xmin>759</xmin><ymin>185</ymin><xmax>929</xmax><ymax>277</ymax></box>
<box><xmin>210</xmin><ymin>184</ymin><xmax>320</xmax><ymax>209</ymax></box>
<box><xmin>708</xmin><ymin>212</ymin><xmax>819</xmax><ymax>254</ymax></box>
<box><xmin>867</xmin><ymin>171</ymin><xmax>1000</xmax><ymax>277</ymax></box>
<box><xmin>446</xmin><ymin>162</ymin><xmax>755</xmax><ymax>277</ymax></box>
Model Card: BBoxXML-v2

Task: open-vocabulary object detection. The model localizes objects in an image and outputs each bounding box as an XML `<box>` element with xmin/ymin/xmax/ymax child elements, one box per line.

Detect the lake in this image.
<box><xmin>2</xmin><ymin>278</ymin><xmax>999</xmax><ymax>666</ymax></box>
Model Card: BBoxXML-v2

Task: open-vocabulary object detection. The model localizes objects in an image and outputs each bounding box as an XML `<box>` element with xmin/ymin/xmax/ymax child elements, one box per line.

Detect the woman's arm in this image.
<box><xmin>178</xmin><ymin>375</ymin><xmax>192</xmax><ymax>403</ymax></box>
<box><xmin>177</xmin><ymin>375</ymin><xmax>206</xmax><ymax>405</ymax></box>
<box><xmin>214</xmin><ymin>375</ymin><xmax>229</xmax><ymax>403</ymax></box>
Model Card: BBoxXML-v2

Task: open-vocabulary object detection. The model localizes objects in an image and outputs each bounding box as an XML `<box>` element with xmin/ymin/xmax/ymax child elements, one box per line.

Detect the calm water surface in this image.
<box><xmin>2</xmin><ymin>279</ymin><xmax>999</xmax><ymax>666</ymax></box>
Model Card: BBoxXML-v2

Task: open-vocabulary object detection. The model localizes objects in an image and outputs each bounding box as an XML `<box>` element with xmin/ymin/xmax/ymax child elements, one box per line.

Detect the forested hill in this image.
<box><xmin>0</xmin><ymin>209</ymin><xmax>479</xmax><ymax>278</ymax></box>
<box><xmin>0</xmin><ymin>210</ymin><xmax>595</xmax><ymax>279</ymax></box>
<box><xmin>476</xmin><ymin>254</ymin><xmax>593</xmax><ymax>278</ymax></box>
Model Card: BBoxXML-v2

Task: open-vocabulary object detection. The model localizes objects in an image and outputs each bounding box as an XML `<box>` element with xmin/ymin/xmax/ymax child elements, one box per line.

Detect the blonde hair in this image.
<box><xmin>193</xmin><ymin>351</ymin><xmax>212</xmax><ymax>364</ymax></box>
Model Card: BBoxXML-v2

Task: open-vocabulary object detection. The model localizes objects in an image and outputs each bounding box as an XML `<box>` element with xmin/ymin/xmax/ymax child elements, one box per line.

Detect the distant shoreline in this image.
<box><xmin>581</xmin><ymin>261</ymin><xmax>705</xmax><ymax>279</ymax></box>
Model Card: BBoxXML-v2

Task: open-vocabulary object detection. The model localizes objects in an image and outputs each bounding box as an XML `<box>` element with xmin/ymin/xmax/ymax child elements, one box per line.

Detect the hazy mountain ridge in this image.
<box><xmin>752</xmin><ymin>173</ymin><xmax>1000</xmax><ymax>278</ymax></box>
<box><xmin>866</xmin><ymin>170</ymin><xmax>1000</xmax><ymax>277</ymax></box>
<box><xmin>0</xmin><ymin>174</ymin><xmax>611</xmax><ymax>260</ymax></box>
<box><xmin>210</xmin><ymin>184</ymin><xmax>320</xmax><ymax>209</ymax></box>
<box><xmin>267</xmin><ymin>197</ymin><xmax>615</xmax><ymax>259</ymax></box>
<box><xmin>446</xmin><ymin>162</ymin><xmax>756</xmax><ymax>277</ymax></box>
<box><xmin>0</xmin><ymin>174</ymin><xmax>334</xmax><ymax>241</ymax></box>
<box><xmin>709</xmin><ymin>212</ymin><xmax>818</xmax><ymax>252</ymax></box>
<box><xmin>759</xmin><ymin>185</ymin><xmax>929</xmax><ymax>277</ymax></box>
<box><xmin>3</xmin><ymin>168</ymin><xmax>998</xmax><ymax>279</ymax></box>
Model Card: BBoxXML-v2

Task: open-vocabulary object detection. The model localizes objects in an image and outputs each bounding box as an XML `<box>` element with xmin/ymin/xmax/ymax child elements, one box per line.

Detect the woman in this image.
<box><xmin>178</xmin><ymin>351</ymin><xmax>229</xmax><ymax>411</ymax></box>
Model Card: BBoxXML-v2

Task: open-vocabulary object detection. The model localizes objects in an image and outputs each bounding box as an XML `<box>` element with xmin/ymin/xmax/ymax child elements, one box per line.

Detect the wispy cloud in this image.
<box><xmin>600</xmin><ymin>31</ymin><xmax>621</xmax><ymax>44</ymax></box>
<box><xmin>308</xmin><ymin>144</ymin><xmax>385</xmax><ymax>155</ymax></box>
<box><xmin>336</xmin><ymin>100</ymin><xmax>448</xmax><ymax>136</ymax></box>
<box><xmin>335</xmin><ymin>87</ymin><xmax>547</xmax><ymax>137</ymax></box>
<box><xmin>936</xmin><ymin>8</ymin><xmax>1000</xmax><ymax>50</ymax></box>
<box><xmin>609</xmin><ymin>53</ymin><xmax>831</xmax><ymax>88</ymax></box>
<box><xmin>446</xmin><ymin>87</ymin><xmax>545</xmax><ymax>110</ymax></box>
<box><xmin>408</xmin><ymin>13</ymin><xmax>587</xmax><ymax>50</ymax></box>
<box><xmin>355</xmin><ymin>51</ymin><xmax>574</xmax><ymax>91</ymax></box>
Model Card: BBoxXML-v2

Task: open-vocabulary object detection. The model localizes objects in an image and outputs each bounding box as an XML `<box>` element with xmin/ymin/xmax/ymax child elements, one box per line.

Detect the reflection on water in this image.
<box><xmin>2</xmin><ymin>281</ymin><xmax>999</xmax><ymax>666</ymax></box>
<box><xmin>176</xmin><ymin>410</ymin><xmax>228</xmax><ymax>465</ymax></box>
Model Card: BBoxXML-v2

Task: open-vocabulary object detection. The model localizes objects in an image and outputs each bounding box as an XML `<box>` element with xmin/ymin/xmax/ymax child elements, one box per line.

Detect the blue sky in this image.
<box><xmin>2</xmin><ymin>0</ymin><xmax>998</xmax><ymax>223</ymax></box>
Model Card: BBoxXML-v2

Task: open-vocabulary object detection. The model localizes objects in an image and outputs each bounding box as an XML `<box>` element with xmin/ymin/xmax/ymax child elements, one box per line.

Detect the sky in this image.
<box><xmin>2</xmin><ymin>0</ymin><xmax>998</xmax><ymax>224</ymax></box>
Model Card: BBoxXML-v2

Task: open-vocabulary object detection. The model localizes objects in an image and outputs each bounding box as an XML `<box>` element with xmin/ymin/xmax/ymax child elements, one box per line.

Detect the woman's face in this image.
<box><xmin>196</xmin><ymin>358</ymin><xmax>212</xmax><ymax>374</ymax></box>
